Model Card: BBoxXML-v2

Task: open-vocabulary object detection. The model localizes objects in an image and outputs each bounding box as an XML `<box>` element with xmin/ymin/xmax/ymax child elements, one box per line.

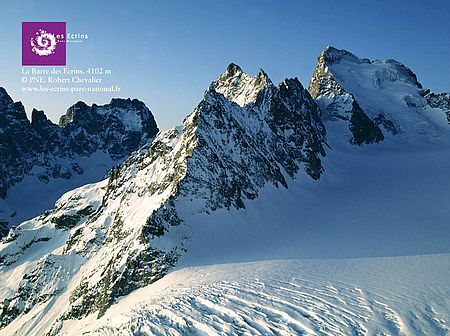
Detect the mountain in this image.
<box><xmin>0</xmin><ymin>88</ymin><xmax>158</xmax><ymax>232</ymax></box>
<box><xmin>309</xmin><ymin>46</ymin><xmax>449</xmax><ymax>145</ymax></box>
<box><xmin>0</xmin><ymin>64</ymin><xmax>327</xmax><ymax>333</ymax></box>
<box><xmin>0</xmin><ymin>48</ymin><xmax>449</xmax><ymax>335</ymax></box>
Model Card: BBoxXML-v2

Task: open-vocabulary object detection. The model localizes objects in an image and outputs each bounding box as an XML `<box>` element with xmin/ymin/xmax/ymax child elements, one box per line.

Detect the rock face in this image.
<box><xmin>309</xmin><ymin>46</ymin><xmax>448</xmax><ymax>144</ymax></box>
<box><xmin>0</xmin><ymin>88</ymin><xmax>46</xmax><ymax>199</ymax></box>
<box><xmin>309</xmin><ymin>47</ymin><xmax>385</xmax><ymax>145</ymax></box>
<box><xmin>58</xmin><ymin>99</ymin><xmax>157</xmax><ymax>159</ymax></box>
<box><xmin>0</xmin><ymin>88</ymin><xmax>158</xmax><ymax>230</ymax></box>
<box><xmin>0</xmin><ymin>65</ymin><xmax>327</xmax><ymax>332</ymax></box>
<box><xmin>425</xmin><ymin>91</ymin><xmax>450</xmax><ymax>123</ymax></box>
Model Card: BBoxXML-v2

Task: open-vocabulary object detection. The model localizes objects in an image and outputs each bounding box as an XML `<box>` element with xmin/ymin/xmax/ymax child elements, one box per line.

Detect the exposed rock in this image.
<box><xmin>426</xmin><ymin>92</ymin><xmax>450</xmax><ymax>123</ymax></box>
<box><xmin>309</xmin><ymin>47</ymin><xmax>384</xmax><ymax>145</ymax></box>
<box><xmin>309</xmin><ymin>46</ymin><xmax>442</xmax><ymax>143</ymax></box>
<box><xmin>0</xmin><ymin>64</ymin><xmax>327</xmax><ymax>329</ymax></box>
<box><xmin>0</xmin><ymin>88</ymin><xmax>159</xmax><ymax>232</ymax></box>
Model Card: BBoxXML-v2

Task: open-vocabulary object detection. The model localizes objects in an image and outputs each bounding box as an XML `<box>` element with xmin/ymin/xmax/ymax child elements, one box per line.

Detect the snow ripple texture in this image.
<box><xmin>81</xmin><ymin>256</ymin><xmax>450</xmax><ymax>336</ymax></box>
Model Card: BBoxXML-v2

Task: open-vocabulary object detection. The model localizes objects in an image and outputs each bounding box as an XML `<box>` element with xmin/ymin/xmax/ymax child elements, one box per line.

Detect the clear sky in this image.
<box><xmin>1</xmin><ymin>0</ymin><xmax>449</xmax><ymax>130</ymax></box>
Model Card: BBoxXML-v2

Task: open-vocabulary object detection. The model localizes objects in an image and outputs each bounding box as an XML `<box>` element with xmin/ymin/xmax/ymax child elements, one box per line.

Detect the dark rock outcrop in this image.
<box><xmin>0</xmin><ymin>88</ymin><xmax>158</xmax><ymax>231</ymax></box>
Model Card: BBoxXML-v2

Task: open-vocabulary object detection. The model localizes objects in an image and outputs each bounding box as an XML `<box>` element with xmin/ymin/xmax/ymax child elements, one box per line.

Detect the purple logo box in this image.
<box><xmin>22</xmin><ymin>22</ymin><xmax>66</xmax><ymax>66</ymax></box>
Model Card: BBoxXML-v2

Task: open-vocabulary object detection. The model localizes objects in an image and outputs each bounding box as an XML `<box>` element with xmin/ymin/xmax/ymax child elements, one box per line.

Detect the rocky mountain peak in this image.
<box><xmin>0</xmin><ymin>89</ymin><xmax>159</xmax><ymax>230</ymax></box>
<box><xmin>319</xmin><ymin>47</ymin><xmax>422</xmax><ymax>89</ymax></box>
<box><xmin>225</xmin><ymin>62</ymin><xmax>243</xmax><ymax>76</ymax></box>
<box><xmin>0</xmin><ymin>88</ymin><xmax>27</xmax><ymax>122</ymax></box>
<box><xmin>321</xmin><ymin>46</ymin><xmax>368</xmax><ymax>65</ymax></box>
<box><xmin>0</xmin><ymin>88</ymin><xmax>14</xmax><ymax>112</ymax></box>
<box><xmin>59</xmin><ymin>98</ymin><xmax>158</xmax><ymax>137</ymax></box>
<box><xmin>256</xmin><ymin>67</ymin><xmax>270</xmax><ymax>81</ymax></box>
<box><xmin>309</xmin><ymin>48</ymin><xmax>386</xmax><ymax>145</ymax></box>
<box><xmin>278</xmin><ymin>77</ymin><xmax>306</xmax><ymax>96</ymax></box>
<box><xmin>58</xmin><ymin>101</ymin><xmax>90</xmax><ymax>127</ymax></box>
<box><xmin>309</xmin><ymin>47</ymin><xmax>447</xmax><ymax>144</ymax></box>
<box><xmin>31</xmin><ymin>108</ymin><xmax>50</xmax><ymax>127</ymax></box>
<box><xmin>30</xmin><ymin>108</ymin><xmax>61</xmax><ymax>145</ymax></box>
<box><xmin>211</xmin><ymin>64</ymin><xmax>274</xmax><ymax>107</ymax></box>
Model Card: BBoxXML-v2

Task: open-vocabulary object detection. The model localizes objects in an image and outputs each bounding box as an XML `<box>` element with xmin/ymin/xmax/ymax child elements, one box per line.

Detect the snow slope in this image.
<box><xmin>28</xmin><ymin>254</ymin><xmax>450</xmax><ymax>336</ymax></box>
<box><xmin>328</xmin><ymin>58</ymin><xmax>446</xmax><ymax>141</ymax></box>
<box><xmin>0</xmin><ymin>150</ymin><xmax>117</xmax><ymax>226</ymax></box>
<box><xmin>178</xmin><ymin>139</ymin><xmax>450</xmax><ymax>265</ymax></box>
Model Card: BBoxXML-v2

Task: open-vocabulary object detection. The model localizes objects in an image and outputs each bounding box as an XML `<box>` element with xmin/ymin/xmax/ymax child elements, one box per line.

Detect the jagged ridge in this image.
<box><xmin>0</xmin><ymin>89</ymin><xmax>158</xmax><ymax>230</ymax></box>
<box><xmin>0</xmin><ymin>65</ymin><xmax>327</xmax><ymax>331</ymax></box>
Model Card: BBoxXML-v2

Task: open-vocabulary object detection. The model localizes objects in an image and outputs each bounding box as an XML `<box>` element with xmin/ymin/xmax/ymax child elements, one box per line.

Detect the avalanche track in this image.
<box><xmin>56</xmin><ymin>254</ymin><xmax>450</xmax><ymax>336</ymax></box>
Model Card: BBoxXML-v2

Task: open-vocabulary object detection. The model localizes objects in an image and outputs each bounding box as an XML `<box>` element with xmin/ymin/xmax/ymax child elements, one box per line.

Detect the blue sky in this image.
<box><xmin>2</xmin><ymin>0</ymin><xmax>449</xmax><ymax>130</ymax></box>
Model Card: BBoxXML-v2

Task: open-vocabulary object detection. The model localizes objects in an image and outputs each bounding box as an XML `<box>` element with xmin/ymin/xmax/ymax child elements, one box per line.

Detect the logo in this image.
<box><xmin>22</xmin><ymin>22</ymin><xmax>66</xmax><ymax>66</ymax></box>
<box><xmin>31</xmin><ymin>29</ymin><xmax>58</xmax><ymax>56</ymax></box>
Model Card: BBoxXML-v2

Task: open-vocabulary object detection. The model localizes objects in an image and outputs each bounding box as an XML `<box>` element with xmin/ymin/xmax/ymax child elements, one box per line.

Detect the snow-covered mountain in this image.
<box><xmin>0</xmin><ymin>88</ymin><xmax>158</xmax><ymax>233</ymax></box>
<box><xmin>0</xmin><ymin>64</ymin><xmax>328</xmax><ymax>333</ymax></box>
<box><xmin>0</xmin><ymin>47</ymin><xmax>449</xmax><ymax>335</ymax></box>
<box><xmin>309</xmin><ymin>46</ymin><xmax>449</xmax><ymax>145</ymax></box>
